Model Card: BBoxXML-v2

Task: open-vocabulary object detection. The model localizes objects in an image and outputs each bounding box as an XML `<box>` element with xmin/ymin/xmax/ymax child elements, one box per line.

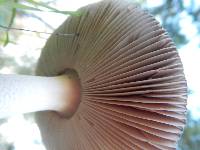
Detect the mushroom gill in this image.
<box><xmin>35</xmin><ymin>0</ymin><xmax>187</xmax><ymax>149</ymax></box>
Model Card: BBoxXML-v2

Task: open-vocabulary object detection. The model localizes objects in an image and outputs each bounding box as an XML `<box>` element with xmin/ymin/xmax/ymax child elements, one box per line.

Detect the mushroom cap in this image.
<box><xmin>35</xmin><ymin>0</ymin><xmax>187</xmax><ymax>149</ymax></box>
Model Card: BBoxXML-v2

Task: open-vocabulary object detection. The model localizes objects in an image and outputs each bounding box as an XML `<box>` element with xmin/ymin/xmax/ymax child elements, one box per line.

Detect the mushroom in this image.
<box><xmin>0</xmin><ymin>0</ymin><xmax>187</xmax><ymax>150</ymax></box>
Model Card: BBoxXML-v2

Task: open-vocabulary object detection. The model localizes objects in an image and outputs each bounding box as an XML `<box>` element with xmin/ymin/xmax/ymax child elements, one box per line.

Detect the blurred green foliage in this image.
<box><xmin>144</xmin><ymin>0</ymin><xmax>200</xmax><ymax>48</ymax></box>
<box><xmin>0</xmin><ymin>0</ymin><xmax>79</xmax><ymax>46</ymax></box>
<box><xmin>178</xmin><ymin>112</ymin><xmax>200</xmax><ymax>150</ymax></box>
<box><xmin>0</xmin><ymin>0</ymin><xmax>17</xmax><ymax>46</ymax></box>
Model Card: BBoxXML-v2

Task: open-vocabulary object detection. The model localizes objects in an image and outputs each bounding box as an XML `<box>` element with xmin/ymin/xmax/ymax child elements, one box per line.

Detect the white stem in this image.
<box><xmin>0</xmin><ymin>74</ymin><xmax>81</xmax><ymax>119</ymax></box>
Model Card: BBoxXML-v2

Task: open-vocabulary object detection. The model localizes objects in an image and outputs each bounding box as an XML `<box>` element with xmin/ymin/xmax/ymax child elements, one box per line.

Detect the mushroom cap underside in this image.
<box><xmin>35</xmin><ymin>0</ymin><xmax>187</xmax><ymax>150</ymax></box>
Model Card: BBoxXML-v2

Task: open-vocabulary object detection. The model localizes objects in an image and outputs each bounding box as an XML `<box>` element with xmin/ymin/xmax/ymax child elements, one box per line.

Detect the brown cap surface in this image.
<box><xmin>35</xmin><ymin>0</ymin><xmax>187</xmax><ymax>149</ymax></box>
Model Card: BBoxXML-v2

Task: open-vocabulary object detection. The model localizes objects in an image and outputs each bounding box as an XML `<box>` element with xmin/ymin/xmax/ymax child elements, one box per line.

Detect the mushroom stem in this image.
<box><xmin>0</xmin><ymin>74</ymin><xmax>81</xmax><ymax>119</ymax></box>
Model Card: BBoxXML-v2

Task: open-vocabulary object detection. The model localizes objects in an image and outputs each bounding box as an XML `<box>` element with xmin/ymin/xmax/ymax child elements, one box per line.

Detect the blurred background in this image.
<box><xmin>0</xmin><ymin>0</ymin><xmax>200</xmax><ymax>149</ymax></box>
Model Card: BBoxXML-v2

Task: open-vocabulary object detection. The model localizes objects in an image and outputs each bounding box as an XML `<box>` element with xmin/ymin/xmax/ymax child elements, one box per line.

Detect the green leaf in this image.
<box><xmin>48</xmin><ymin>10</ymin><xmax>81</xmax><ymax>16</ymax></box>
<box><xmin>5</xmin><ymin>2</ymin><xmax>41</xmax><ymax>11</ymax></box>
<box><xmin>8</xmin><ymin>1</ymin><xmax>17</xmax><ymax>27</ymax></box>
<box><xmin>0</xmin><ymin>0</ymin><xmax>17</xmax><ymax>46</ymax></box>
<box><xmin>26</xmin><ymin>0</ymin><xmax>57</xmax><ymax>11</ymax></box>
<box><xmin>1</xmin><ymin>0</ymin><xmax>40</xmax><ymax>11</ymax></box>
<box><xmin>1</xmin><ymin>0</ymin><xmax>79</xmax><ymax>16</ymax></box>
<box><xmin>25</xmin><ymin>0</ymin><xmax>79</xmax><ymax>16</ymax></box>
<box><xmin>3</xmin><ymin>32</ymin><xmax>9</xmax><ymax>46</ymax></box>
<box><xmin>1</xmin><ymin>0</ymin><xmax>17</xmax><ymax>46</ymax></box>
<box><xmin>0</xmin><ymin>0</ymin><xmax>6</xmax><ymax>5</ymax></box>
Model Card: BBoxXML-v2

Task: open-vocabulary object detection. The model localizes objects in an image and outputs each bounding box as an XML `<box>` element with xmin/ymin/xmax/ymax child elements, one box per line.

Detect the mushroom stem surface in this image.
<box><xmin>0</xmin><ymin>74</ymin><xmax>81</xmax><ymax>119</ymax></box>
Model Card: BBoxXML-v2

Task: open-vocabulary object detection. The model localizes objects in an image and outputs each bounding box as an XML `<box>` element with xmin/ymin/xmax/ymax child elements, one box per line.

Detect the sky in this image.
<box><xmin>0</xmin><ymin>0</ymin><xmax>200</xmax><ymax>149</ymax></box>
